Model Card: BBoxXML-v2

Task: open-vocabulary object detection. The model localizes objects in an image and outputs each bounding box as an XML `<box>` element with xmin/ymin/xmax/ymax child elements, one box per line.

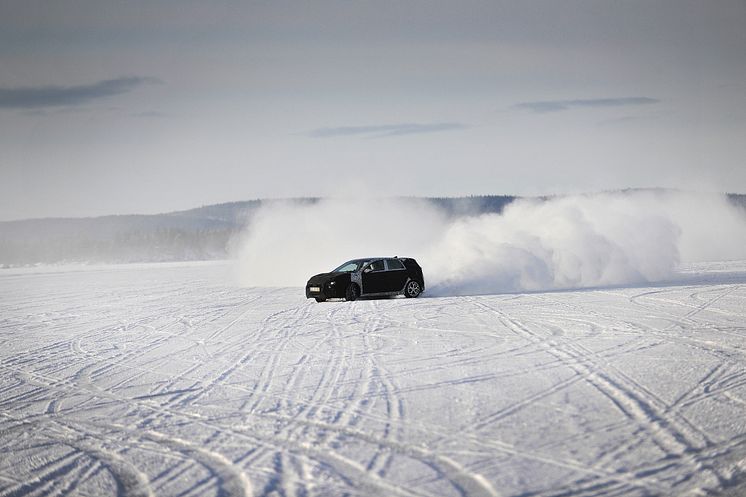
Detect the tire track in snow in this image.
<box><xmin>139</xmin><ymin>430</ymin><xmax>252</xmax><ymax>497</ymax></box>
<box><xmin>0</xmin><ymin>450</ymin><xmax>84</xmax><ymax>497</ymax></box>
<box><xmin>466</xmin><ymin>296</ymin><xmax>733</xmax><ymax>495</ymax></box>
<box><xmin>164</xmin><ymin>299</ymin><xmax>312</xmax><ymax>414</ymax></box>
<box><xmin>307</xmin><ymin>298</ymin><xmax>667</xmax><ymax>496</ymax></box>
<box><xmin>236</xmin><ymin>302</ymin><xmax>316</xmax><ymax>414</ymax></box>
<box><xmin>0</xmin><ymin>417</ymin><xmax>154</xmax><ymax>497</ymax></box>
<box><xmin>1</xmin><ymin>364</ymin><xmax>255</xmax><ymax>497</ymax></box>
<box><xmin>350</xmin><ymin>301</ymin><xmax>499</xmax><ymax>497</ymax></box>
<box><xmin>361</xmin><ymin>305</ymin><xmax>404</xmax><ymax>479</ymax></box>
<box><xmin>530</xmin><ymin>291</ymin><xmax>743</xmax><ymax>435</ymax></box>
<box><xmin>173</xmin><ymin>298</ymin><xmax>349</xmax><ymax>494</ymax></box>
<box><xmin>628</xmin><ymin>285</ymin><xmax>741</xmax><ymax>332</ymax></box>
<box><xmin>547</xmin><ymin>288</ymin><xmax>745</xmax><ymax>361</ymax></box>
<box><xmin>244</xmin><ymin>300</ymin><xmax>418</xmax><ymax>495</ymax></box>
<box><xmin>238</xmin><ymin>298</ymin><xmax>499</xmax><ymax>497</ymax></box>
<box><xmin>534</xmin><ymin>288</ymin><xmax>746</xmax><ymax>474</ymax></box>
<box><xmin>117</xmin><ymin>293</ymin><xmax>271</xmax><ymax>413</ymax></box>
<box><xmin>466</xmin><ymin>299</ymin><xmax>672</xmax><ymax>487</ymax></box>
<box><xmin>677</xmin><ymin>286</ymin><xmax>742</xmax><ymax>323</ymax></box>
<box><xmin>246</xmin><ymin>302</ymin><xmax>349</xmax><ymax>496</ymax></box>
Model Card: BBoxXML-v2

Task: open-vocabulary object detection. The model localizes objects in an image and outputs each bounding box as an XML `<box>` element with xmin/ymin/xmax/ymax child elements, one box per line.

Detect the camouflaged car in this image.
<box><xmin>306</xmin><ymin>257</ymin><xmax>424</xmax><ymax>302</ymax></box>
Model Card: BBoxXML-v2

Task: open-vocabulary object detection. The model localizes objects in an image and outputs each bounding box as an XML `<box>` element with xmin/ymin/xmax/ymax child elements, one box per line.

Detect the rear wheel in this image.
<box><xmin>345</xmin><ymin>283</ymin><xmax>360</xmax><ymax>302</ymax></box>
<box><xmin>405</xmin><ymin>280</ymin><xmax>422</xmax><ymax>298</ymax></box>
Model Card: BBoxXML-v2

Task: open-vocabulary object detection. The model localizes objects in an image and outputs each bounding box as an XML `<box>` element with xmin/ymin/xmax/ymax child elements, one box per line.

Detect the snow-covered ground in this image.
<box><xmin>1</xmin><ymin>260</ymin><xmax>746</xmax><ymax>497</ymax></box>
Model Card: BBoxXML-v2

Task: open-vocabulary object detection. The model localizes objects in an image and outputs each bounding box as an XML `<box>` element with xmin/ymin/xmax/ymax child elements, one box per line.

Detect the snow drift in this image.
<box><xmin>231</xmin><ymin>191</ymin><xmax>746</xmax><ymax>295</ymax></box>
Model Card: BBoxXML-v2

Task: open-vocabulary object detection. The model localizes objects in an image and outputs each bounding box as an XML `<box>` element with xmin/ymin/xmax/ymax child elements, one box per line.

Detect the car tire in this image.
<box><xmin>315</xmin><ymin>297</ymin><xmax>326</xmax><ymax>303</ymax></box>
<box><xmin>405</xmin><ymin>280</ymin><xmax>422</xmax><ymax>298</ymax></box>
<box><xmin>345</xmin><ymin>283</ymin><xmax>360</xmax><ymax>302</ymax></box>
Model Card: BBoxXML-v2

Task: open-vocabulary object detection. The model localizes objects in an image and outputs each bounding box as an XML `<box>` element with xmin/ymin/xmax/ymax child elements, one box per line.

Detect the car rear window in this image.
<box><xmin>386</xmin><ymin>258</ymin><xmax>405</xmax><ymax>270</ymax></box>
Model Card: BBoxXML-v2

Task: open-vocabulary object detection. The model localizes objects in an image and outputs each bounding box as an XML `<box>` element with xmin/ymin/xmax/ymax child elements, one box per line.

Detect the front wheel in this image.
<box><xmin>405</xmin><ymin>280</ymin><xmax>422</xmax><ymax>298</ymax></box>
<box><xmin>345</xmin><ymin>284</ymin><xmax>360</xmax><ymax>302</ymax></box>
<box><xmin>315</xmin><ymin>297</ymin><xmax>326</xmax><ymax>303</ymax></box>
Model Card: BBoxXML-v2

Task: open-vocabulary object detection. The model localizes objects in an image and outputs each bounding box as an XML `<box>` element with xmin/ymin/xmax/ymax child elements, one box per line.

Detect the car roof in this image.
<box><xmin>346</xmin><ymin>257</ymin><xmax>408</xmax><ymax>264</ymax></box>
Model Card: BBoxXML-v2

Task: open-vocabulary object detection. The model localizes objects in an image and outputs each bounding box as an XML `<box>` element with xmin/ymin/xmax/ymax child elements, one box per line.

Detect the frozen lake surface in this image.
<box><xmin>1</xmin><ymin>261</ymin><xmax>746</xmax><ymax>496</ymax></box>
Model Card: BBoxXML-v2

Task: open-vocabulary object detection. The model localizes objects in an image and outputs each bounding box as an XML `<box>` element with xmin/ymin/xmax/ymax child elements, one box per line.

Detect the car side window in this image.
<box><xmin>386</xmin><ymin>258</ymin><xmax>405</xmax><ymax>270</ymax></box>
<box><xmin>369</xmin><ymin>260</ymin><xmax>385</xmax><ymax>272</ymax></box>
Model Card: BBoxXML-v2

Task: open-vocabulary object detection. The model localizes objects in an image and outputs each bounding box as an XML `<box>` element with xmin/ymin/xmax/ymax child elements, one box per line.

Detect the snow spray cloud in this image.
<box><xmin>231</xmin><ymin>197</ymin><xmax>448</xmax><ymax>287</ymax></box>
<box><xmin>231</xmin><ymin>191</ymin><xmax>746</xmax><ymax>295</ymax></box>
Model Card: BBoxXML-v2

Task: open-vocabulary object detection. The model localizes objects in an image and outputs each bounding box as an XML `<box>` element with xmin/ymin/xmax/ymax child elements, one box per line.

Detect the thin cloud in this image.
<box><xmin>514</xmin><ymin>97</ymin><xmax>659</xmax><ymax>113</ymax></box>
<box><xmin>131</xmin><ymin>110</ymin><xmax>169</xmax><ymax>119</ymax></box>
<box><xmin>308</xmin><ymin>122</ymin><xmax>468</xmax><ymax>138</ymax></box>
<box><xmin>0</xmin><ymin>77</ymin><xmax>161</xmax><ymax>110</ymax></box>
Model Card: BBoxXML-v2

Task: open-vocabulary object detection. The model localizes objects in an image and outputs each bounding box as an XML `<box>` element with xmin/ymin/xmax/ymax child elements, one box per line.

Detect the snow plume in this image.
<box><xmin>231</xmin><ymin>191</ymin><xmax>746</xmax><ymax>295</ymax></box>
<box><xmin>231</xmin><ymin>197</ymin><xmax>447</xmax><ymax>287</ymax></box>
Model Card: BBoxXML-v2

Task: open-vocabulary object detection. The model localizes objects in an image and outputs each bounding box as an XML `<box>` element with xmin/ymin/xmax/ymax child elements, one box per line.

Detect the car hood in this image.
<box><xmin>306</xmin><ymin>272</ymin><xmax>347</xmax><ymax>285</ymax></box>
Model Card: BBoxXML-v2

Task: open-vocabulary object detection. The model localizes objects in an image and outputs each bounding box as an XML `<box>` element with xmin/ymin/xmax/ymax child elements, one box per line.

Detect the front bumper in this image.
<box><xmin>305</xmin><ymin>281</ymin><xmax>345</xmax><ymax>299</ymax></box>
<box><xmin>306</xmin><ymin>285</ymin><xmax>326</xmax><ymax>299</ymax></box>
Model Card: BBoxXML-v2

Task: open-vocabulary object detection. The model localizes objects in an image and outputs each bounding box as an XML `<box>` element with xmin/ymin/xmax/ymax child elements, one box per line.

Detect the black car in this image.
<box><xmin>306</xmin><ymin>257</ymin><xmax>425</xmax><ymax>302</ymax></box>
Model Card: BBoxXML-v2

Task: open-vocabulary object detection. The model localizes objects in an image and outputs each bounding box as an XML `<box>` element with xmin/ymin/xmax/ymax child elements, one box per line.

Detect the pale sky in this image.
<box><xmin>1</xmin><ymin>0</ymin><xmax>745</xmax><ymax>220</ymax></box>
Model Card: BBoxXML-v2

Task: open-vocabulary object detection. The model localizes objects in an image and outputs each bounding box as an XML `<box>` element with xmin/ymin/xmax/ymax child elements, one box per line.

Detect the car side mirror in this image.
<box><xmin>363</xmin><ymin>267</ymin><xmax>372</xmax><ymax>273</ymax></box>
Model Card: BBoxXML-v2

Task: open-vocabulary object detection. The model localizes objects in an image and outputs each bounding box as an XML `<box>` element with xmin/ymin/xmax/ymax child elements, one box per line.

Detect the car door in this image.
<box><xmin>384</xmin><ymin>258</ymin><xmax>408</xmax><ymax>292</ymax></box>
<box><xmin>361</xmin><ymin>259</ymin><xmax>387</xmax><ymax>294</ymax></box>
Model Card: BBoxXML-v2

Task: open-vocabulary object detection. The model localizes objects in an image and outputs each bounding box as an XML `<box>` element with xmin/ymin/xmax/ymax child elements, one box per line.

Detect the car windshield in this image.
<box><xmin>332</xmin><ymin>260</ymin><xmax>363</xmax><ymax>273</ymax></box>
